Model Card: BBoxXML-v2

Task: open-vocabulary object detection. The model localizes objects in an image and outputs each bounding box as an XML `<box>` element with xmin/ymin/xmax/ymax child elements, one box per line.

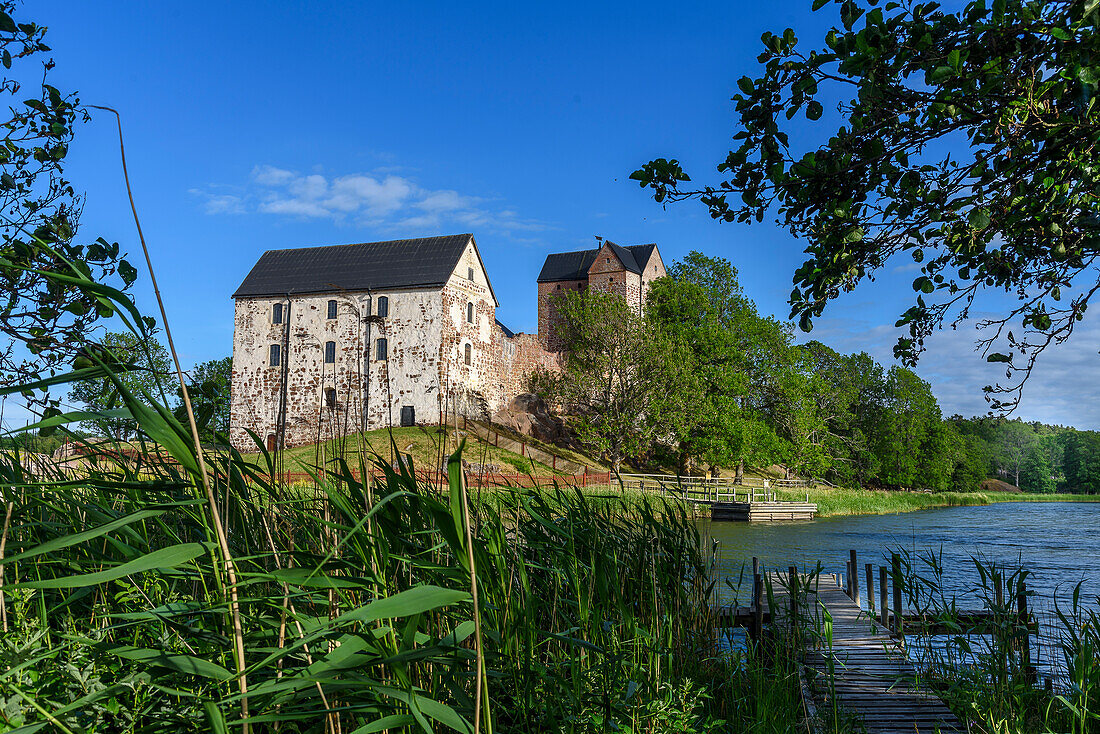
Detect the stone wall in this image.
<box><xmin>587</xmin><ymin>241</ymin><xmax>642</xmax><ymax>314</ymax></box>
<box><xmin>229</xmin><ymin>288</ymin><xmax>446</xmax><ymax>451</ymax></box>
<box><xmin>537</xmin><ymin>279</ymin><xmax>585</xmax><ymax>351</ymax></box>
<box><xmin>229</xmin><ymin>240</ymin><xmax>512</xmax><ymax>452</ymax></box>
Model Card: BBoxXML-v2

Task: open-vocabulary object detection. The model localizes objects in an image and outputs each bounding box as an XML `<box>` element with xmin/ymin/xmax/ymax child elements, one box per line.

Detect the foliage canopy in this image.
<box><xmin>632</xmin><ymin>0</ymin><xmax>1100</xmax><ymax>410</ymax></box>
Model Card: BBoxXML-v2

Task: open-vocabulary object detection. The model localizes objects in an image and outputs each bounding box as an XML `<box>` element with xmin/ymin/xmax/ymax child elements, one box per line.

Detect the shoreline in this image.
<box><xmin>777</xmin><ymin>486</ymin><xmax>1100</xmax><ymax>518</ymax></box>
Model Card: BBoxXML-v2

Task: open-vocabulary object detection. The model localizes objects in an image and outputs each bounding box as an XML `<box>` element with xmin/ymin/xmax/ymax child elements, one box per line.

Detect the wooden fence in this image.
<box><xmin>275</xmin><ymin>468</ymin><xmax>613</xmax><ymax>489</ymax></box>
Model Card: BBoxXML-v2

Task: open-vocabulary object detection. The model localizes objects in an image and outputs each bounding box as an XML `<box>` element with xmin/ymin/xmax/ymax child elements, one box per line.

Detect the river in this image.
<box><xmin>702</xmin><ymin>501</ymin><xmax>1100</xmax><ymax>608</ymax></box>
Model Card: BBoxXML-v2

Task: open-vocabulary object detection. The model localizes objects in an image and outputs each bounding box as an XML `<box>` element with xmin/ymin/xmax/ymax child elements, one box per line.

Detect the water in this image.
<box><xmin>702</xmin><ymin>502</ymin><xmax>1100</xmax><ymax>607</ymax></box>
<box><xmin>703</xmin><ymin>501</ymin><xmax>1100</xmax><ymax>685</ymax></box>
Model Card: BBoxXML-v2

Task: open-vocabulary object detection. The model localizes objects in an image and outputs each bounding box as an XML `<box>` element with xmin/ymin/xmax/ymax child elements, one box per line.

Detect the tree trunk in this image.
<box><xmin>678</xmin><ymin>443</ymin><xmax>689</xmax><ymax>476</ymax></box>
<box><xmin>735</xmin><ymin>458</ymin><xmax>745</xmax><ymax>485</ymax></box>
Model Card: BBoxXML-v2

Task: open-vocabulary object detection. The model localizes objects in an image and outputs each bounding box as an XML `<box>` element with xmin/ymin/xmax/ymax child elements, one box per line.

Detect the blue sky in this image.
<box><xmin>17</xmin><ymin>1</ymin><xmax>1099</xmax><ymax>429</ymax></box>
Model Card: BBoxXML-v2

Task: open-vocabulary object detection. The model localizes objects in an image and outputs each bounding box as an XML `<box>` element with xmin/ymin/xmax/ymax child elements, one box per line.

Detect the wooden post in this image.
<box><xmin>891</xmin><ymin>553</ymin><xmax>903</xmax><ymax>638</ymax></box>
<box><xmin>879</xmin><ymin>566</ymin><xmax>889</xmax><ymax>629</ymax></box>
<box><xmin>865</xmin><ymin>562</ymin><xmax>875</xmax><ymax>615</ymax></box>
<box><xmin>751</xmin><ymin>557</ymin><xmax>762</xmax><ymax>641</ymax></box>
<box><xmin>850</xmin><ymin>549</ymin><xmax>860</xmax><ymax>605</ymax></box>
<box><xmin>552</xmin><ymin>455</ymin><xmax>556</xmax><ymax>471</ymax></box>
<box><xmin>1018</xmin><ymin>580</ymin><xmax>1032</xmax><ymax>680</ymax></box>
<box><xmin>789</xmin><ymin>565</ymin><xmax>799</xmax><ymax>628</ymax></box>
<box><xmin>521</xmin><ymin>440</ymin><xmax>525</xmax><ymax>457</ymax></box>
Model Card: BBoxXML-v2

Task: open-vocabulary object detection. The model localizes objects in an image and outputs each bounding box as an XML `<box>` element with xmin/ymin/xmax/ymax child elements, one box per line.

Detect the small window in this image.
<box><xmin>327</xmin><ymin>300</ymin><xmax>337</xmax><ymax>319</ymax></box>
<box><xmin>324</xmin><ymin>341</ymin><xmax>336</xmax><ymax>363</ymax></box>
<box><xmin>556</xmin><ymin>284</ymin><xmax>561</xmax><ymax>290</ymax></box>
<box><xmin>325</xmin><ymin>387</ymin><xmax>337</xmax><ymax>407</ymax></box>
<box><xmin>464</xmin><ymin>343</ymin><xmax>472</xmax><ymax>365</ymax></box>
<box><xmin>400</xmin><ymin>405</ymin><xmax>415</xmax><ymax>427</ymax></box>
<box><xmin>376</xmin><ymin>338</ymin><xmax>388</xmax><ymax>361</ymax></box>
<box><xmin>269</xmin><ymin>344</ymin><xmax>281</xmax><ymax>367</ymax></box>
<box><xmin>468</xmin><ymin>267</ymin><xmax>474</xmax><ymax>281</ymax></box>
<box><xmin>606</xmin><ymin>257</ymin><xmax>611</xmax><ymax>263</ymax></box>
<box><xmin>272</xmin><ymin>303</ymin><xmax>283</xmax><ymax>324</ymax></box>
<box><xmin>377</xmin><ymin>296</ymin><xmax>389</xmax><ymax>318</ymax></box>
<box><xmin>467</xmin><ymin>302</ymin><xmax>474</xmax><ymax>323</ymax></box>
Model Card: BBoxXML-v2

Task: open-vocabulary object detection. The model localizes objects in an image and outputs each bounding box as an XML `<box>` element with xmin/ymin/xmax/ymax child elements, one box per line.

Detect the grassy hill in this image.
<box><xmin>241</xmin><ymin>423</ymin><xmax>607</xmax><ymax>477</ymax></box>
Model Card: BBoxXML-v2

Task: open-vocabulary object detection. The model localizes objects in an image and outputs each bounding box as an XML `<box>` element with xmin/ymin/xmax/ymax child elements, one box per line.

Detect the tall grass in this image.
<box><xmin>892</xmin><ymin>548</ymin><xmax>1100</xmax><ymax>733</ymax></box>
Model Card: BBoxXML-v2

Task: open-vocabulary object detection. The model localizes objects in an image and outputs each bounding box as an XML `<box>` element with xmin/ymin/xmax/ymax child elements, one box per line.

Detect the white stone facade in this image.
<box><xmin>229</xmin><ymin>238</ymin><xmax>530</xmax><ymax>451</ymax></box>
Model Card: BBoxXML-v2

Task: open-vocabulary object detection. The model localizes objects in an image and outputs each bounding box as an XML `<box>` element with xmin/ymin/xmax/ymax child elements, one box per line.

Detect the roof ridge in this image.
<box><xmin>259</xmin><ymin>233</ymin><xmax>473</xmax><ymax>256</ymax></box>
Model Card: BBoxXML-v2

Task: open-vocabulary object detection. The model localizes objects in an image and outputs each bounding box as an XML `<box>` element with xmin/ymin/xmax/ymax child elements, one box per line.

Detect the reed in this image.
<box><xmin>0</xmin><ymin>291</ymin><xmax>815</xmax><ymax>733</ymax></box>
<box><xmin>890</xmin><ymin>548</ymin><xmax>1100</xmax><ymax>733</ymax></box>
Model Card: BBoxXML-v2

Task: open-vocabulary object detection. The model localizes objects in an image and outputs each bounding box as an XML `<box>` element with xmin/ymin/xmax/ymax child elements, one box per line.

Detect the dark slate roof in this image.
<box><xmin>628</xmin><ymin>243</ymin><xmax>657</xmax><ymax>270</ymax></box>
<box><xmin>536</xmin><ymin>241</ymin><xmax>658</xmax><ymax>283</ymax></box>
<box><xmin>233</xmin><ymin>234</ymin><xmax>497</xmax><ymax>303</ymax></box>
<box><xmin>495</xmin><ymin>318</ymin><xmax>516</xmax><ymax>339</ymax></box>
<box><xmin>536</xmin><ymin>249</ymin><xmax>599</xmax><ymax>283</ymax></box>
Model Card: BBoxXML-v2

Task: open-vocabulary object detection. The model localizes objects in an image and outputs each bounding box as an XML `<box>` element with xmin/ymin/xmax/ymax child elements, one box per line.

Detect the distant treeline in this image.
<box><xmin>536</xmin><ymin>251</ymin><xmax>1099</xmax><ymax>493</ymax></box>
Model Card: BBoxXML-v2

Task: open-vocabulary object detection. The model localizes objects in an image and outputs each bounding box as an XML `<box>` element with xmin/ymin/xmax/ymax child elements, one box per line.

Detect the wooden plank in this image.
<box><xmin>766</xmin><ymin>571</ymin><xmax>964</xmax><ymax>733</ymax></box>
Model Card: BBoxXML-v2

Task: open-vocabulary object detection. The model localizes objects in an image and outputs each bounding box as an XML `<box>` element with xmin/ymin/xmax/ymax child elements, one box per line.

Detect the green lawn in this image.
<box><xmin>240</xmin><ymin>424</ymin><xmax>606</xmax><ymax>477</ymax></box>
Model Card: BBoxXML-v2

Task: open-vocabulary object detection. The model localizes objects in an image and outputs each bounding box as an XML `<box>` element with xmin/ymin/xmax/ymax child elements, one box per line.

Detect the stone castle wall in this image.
<box><xmin>229</xmin><ymin>239</ymin><xmax>560</xmax><ymax>452</ymax></box>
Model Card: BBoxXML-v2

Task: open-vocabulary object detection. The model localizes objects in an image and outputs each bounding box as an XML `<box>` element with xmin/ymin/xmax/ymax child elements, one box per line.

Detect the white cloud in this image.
<box><xmin>806</xmin><ymin>308</ymin><xmax>1100</xmax><ymax>429</ymax></box>
<box><xmin>251</xmin><ymin>165</ymin><xmax>296</xmax><ymax>186</ymax></box>
<box><xmin>188</xmin><ymin>188</ymin><xmax>245</xmax><ymax>215</ymax></box>
<box><xmin>199</xmin><ymin>165</ymin><xmax>551</xmax><ymax>238</ymax></box>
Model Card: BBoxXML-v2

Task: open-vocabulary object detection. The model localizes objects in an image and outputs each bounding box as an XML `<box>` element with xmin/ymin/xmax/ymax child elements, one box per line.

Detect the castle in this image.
<box><xmin>228</xmin><ymin>234</ymin><xmax>664</xmax><ymax>452</ymax></box>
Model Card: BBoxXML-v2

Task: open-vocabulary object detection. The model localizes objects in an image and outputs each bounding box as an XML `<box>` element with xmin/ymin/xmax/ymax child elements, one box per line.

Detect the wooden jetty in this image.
<box><xmin>746</xmin><ymin>559</ymin><xmax>965</xmax><ymax>733</ymax></box>
<box><xmin>792</xmin><ymin>577</ymin><xmax>963</xmax><ymax>733</ymax></box>
<box><xmin>711</xmin><ymin>500</ymin><xmax>817</xmax><ymax>521</ymax></box>
<box><xmin>619</xmin><ymin>473</ymin><xmax>818</xmax><ymax>521</ymax></box>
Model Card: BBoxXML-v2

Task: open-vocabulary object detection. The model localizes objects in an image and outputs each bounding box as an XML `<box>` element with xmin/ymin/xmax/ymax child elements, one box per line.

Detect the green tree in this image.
<box><xmin>548</xmin><ymin>289</ymin><xmax>687</xmax><ymax>474</ymax></box>
<box><xmin>646</xmin><ymin>254</ymin><xmax>787</xmax><ymax>477</ymax></box>
<box><xmin>996</xmin><ymin>420</ymin><xmax>1037</xmax><ymax>488</ymax></box>
<box><xmin>869</xmin><ymin>367</ymin><xmax>941</xmax><ymax>488</ymax></box>
<box><xmin>68</xmin><ymin>331</ymin><xmax>173</xmax><ymax>440</ymax></box>
<box><xmin>951</xmin><ymin>433</ymin><xmax>994</xmax><ymax>492</ymax></box>
<box><xmin>178</xmin><ymin>356</ymin><xmax>231</xmax><ymax>440</ymax></box>
<box><xmin>1063</xmin><ymin>431</ymin><xmax>1100</xmax><ymax>493</ymax></box>
<box><xmin>1020</xmin><ymin>441</ymin><xmax>1056</xmax><ymax>493</ymax></box>
<box><xmin>632</xmin><ymin>0</ymin><xmax>1100</xmax><ymax>410</ymax></box>
<box><xmin>0</xmin><ymin>3</ymin><xmax>136</xmax><ymax>392</ymax></box>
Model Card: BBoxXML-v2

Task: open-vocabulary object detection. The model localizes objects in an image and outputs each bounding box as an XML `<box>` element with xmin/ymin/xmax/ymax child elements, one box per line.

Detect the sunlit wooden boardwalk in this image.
<box><xmin>769</xmin><ymin>572</ymin><xmax>964</xmax><ymax>734</ymax></box>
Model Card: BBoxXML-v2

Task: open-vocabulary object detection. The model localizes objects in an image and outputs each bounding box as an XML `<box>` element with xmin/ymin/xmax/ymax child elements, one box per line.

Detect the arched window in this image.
<box><xmin>325</xmin><ymin>387</ymin><xmax>337</xmax><ymax>407</ymax></box>
<box><xmin>327</xmin><ymin>300</ymin><xmax>337</xmax><ymax>319</ymax></box>
<box><xmin>464</xmin><ymin>343</ymin><xmax>472</xmax><ymax>366</ymax></box>
<box><xmin>269</xmin><ymin>344</ymin><xmax>281</xmax><ymax>367</ymax></box>
<box><xmin>376</xmin><ymin>338</ymin><xmax>388</xmax><ymax>361</ymax></box>
<box><xmin>324</xmin><ymin>341</ymin><xmax>336</xmax><ymax>363</ymax></box>
<box><xmin>376</xmin><ymin>296</ymin><xmax>389</xmax><ymax>318</ymax></box>
<box><xmin>272</xmin><ymin>303</ymin><xmax>283</xmax><ymax>324</ymax></box>
<box><xmin>466</xmin><ymin>302</ymin><xmax>474</xmax><ymax>323</ymax></box>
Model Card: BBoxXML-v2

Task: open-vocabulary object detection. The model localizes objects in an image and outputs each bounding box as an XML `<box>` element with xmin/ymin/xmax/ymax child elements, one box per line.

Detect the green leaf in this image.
<box><xmin>812</xmin><ymin>0</ymin><xmax>829</xmax><ymax>9</ymax></box>
<box><xmin>927</xmin><ymin>66</ymin><xmax>954</xmax><ymax>83</ymax></box>
<box><xmin>105</xmin><ymin>645</ymin><xmax>233</xmax><ymax>681</ymax></box>
<box><xmin>13</xmin><ymin>542</ymin><xmax>212</xmax><ymax>589</ymax></box>
<box><xmin>203</xmin><ymin>703</ymin><xmax>229</xmax><ymax>734</ymax></box>
<box><xmin>0</xmin><ymin>11</ymin><xmax>16</xmax><ymax>33</ymax></box>
<box><xmin>340</xmin><ymin>585</ymin><xmax>471</xmax><ymax>625</ymax></box>
<box><xmin>968</xmin><ymin>208</ymin><xmax>991</xmax><ymax>230</ymax></box>
<box><xmin>986</xmin><ymin>353</ymin><xmax>1012</xmax><ymax>363</ymax></box>
<box><xmin>3</xmin><ymin>507</ymin><xmax>169</xmax><ymax>565</ymax></box>
<box><xmin>737</xmin><ymin>76</ymin><xmax>755</xmax><ymax>95</ymax></box>
<box><xmin>806</xmin><ymin>100</ymin><xmax>824</xmax><ymax>120</ymax></box>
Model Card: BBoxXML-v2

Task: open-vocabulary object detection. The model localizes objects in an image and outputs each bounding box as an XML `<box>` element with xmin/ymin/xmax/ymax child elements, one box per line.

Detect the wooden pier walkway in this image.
<box><xmin>618</xmin><ymin>473</ymin><xmax>818</xmax><ymax>520</ymax></box>
<box><xmin>769</xmin><ymin>572</ymin><xmax>964</xmax><ymax>733</ymax></box>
